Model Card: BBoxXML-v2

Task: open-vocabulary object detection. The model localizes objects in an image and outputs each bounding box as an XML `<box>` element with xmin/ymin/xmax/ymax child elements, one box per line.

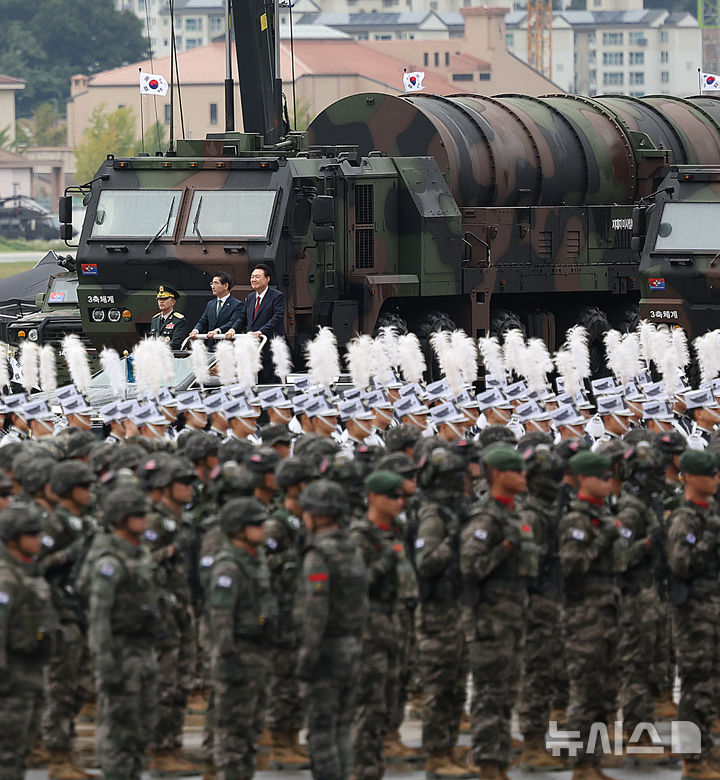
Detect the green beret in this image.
<box><xmin>482</xmin><ymin>446</ymin><xmax>524</xmax><ymax>472</ymax></box>
<box><xmin>679</xmin><ymin>449</ymin><xmax>719</xmax><ymax>477</ymax></box>
<box><xmin>569</xmin><ymin>451</ymin><xmax>611</xmax><ymax>477</ymax></box>
<box><xmin>364</xmin><ymin>470</ymin><xmax>405</xmax><ymax>496</ymax></box>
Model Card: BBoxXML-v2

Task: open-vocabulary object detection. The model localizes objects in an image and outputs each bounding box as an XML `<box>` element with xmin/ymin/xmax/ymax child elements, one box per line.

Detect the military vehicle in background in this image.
<box><xmin>0</xmin><ymin>196</ymin><xmax>61</xmax><ymax>241</ymax></box>
<box><xmin>634</xmin><ymin>164</ymin><xmax>720</xmax><ymax>337</ymax></box>
<box><xmin>7</xmin><ymin>254</ymin><xmax>87</xmax><ymax>349</ymax></box>
<box><xmin>57</xmin><ymin>0</ymin><xmax>720</xmax><ymax>368</ymax></box>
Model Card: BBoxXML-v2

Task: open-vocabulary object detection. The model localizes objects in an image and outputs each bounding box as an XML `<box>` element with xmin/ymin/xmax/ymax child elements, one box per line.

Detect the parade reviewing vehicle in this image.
<box><xmin>57</xmin><ymin>0</ymin><xmax>720</xmax><ymax>366</ymax></box>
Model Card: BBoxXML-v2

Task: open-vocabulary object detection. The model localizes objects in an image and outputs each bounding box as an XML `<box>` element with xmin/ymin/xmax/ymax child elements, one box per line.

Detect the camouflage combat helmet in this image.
<box><xmin>60</xmin><ymin>428</ymin><xmax>97</xmax><ymax>459</ymax></box>
<box><xmin>109</xmin><ymin>444</ymin><xmax>148</xmax><ymax>472</ymax></box>
<box><xmin>275</xmin><ymin>456</ymin><xmax>317</xmax><ymax>490</ymax></box>
<box><xmin>477</xmin><ymin>425</ymin><xmax>517</xmax><ymax>449</ymax></box>
<box><xmin>103</xmin><ymin>488</ymin><xmax>149</xmax><ymax>527</ymax></box>
<box><xmin>353</xmin><ymin>445</ymin><xmax>383</xmax><ymax>477</ymax></box>
<box><xmin>50</xmin><ymin>461</ymin><xmax>95</xmax><ymax>497</ymax></box>
<box><xmin>220</xmin><ymin>497</ymin><xmax>268</xmax><ymax>535</ymax></box>
<box><xmin>293</xmin><ymin>434</ymin><xmax>341</xmax><ymax>467</ymax></box>
<box><xmin>318</xmin><ymin>451</ymin><xmax>364</xmax><ymax>492</ymax></box>
<box><xmin>0</xmin><ymin>502</ymin><xmax>43</xmax><ymax>541</ymax></box>
<box><xmin>375</xmin><ymin>452</ymin><xmax>418</xmax><ymax>476</ymax></box>
<box><xmin>555</xmin><ymin>437</ymin><xmax>591</xmax><ymax>467</ymax></box>
<box><xmin>260</xmin><ymin>423</ymin><xmax>293</xmax><ymax>447</ymax></box>
<box><xmin>89</xmin><ymin>441</ymin><xmax>116</xmax><ymax>475</ymax></box>
<box><xmin>417</xmin><ymin>446</ymin><xmax>467</xmax><ymax>490</ymax></box>
<box><xmin>210</xmin><ymin>461</ymin><xmax>261</xmax><ymax>503</ymax></box>
<box><xmin>0</xmin><ymin>442</ymin><xmax>26</xmax><ymax>472</ymax></box>
<box><xmin>657</xmin><ymin>430</ymin><xmax>687</xmax><ymax>459</ymax></box>
<box><xmin>298</xmin><ymin>479</ymin><xmax>349</xmax><ymax>517</ymax></box>
<box><xmin>621</xmin><ymin>442</ymin><xmax>666</xmax><ymax>493</ymax></box>
<box><xmin>181</xmin><ymin>430</ymin><xmax>219</xmax><ymax>462</ymax></box>
<box><xmin>517</xmin><ymin>431</ymin><xmax>554</xmax><ymax>450</ymax></box>
<box><xmin>521</xmin><ymin>443</ymin><xmax>564</xmax><ymax>502</ymax></box>
<box><xmin>16</xmin><ymin>455</ymin><xmax>55</xmax><ymax>495</ymax></box>
<box><xmin>245</xmin><ymin>447</ymin><xmax>281</xmax><ymax>474</ymax></box>
<box><xmin>384</xmin><ymin>423</ymin><xmax>422</xmax><ymax>453</ymax></box>
<box><xmin>622</xmin><ymin>429</ymin><xmax>658</xmax><ymax>447</ymax></box>
<box><xmin>594</xmin><ymin>439</ymin><xmax>628</xmax><ymax>464</ymax></box>
<box><xmin>0</xmin><ymin>471</ymin><xmax>13</xmax><ymax>496</ymax></box>
<box><xmin>218</xmin><ymin>437</ymin><xmax>256</xmax><ymax>465</ymax></box>
<box><xmin>139</xmin><ymin>454</ymin><xmax>195</xmax><ymax>490</ymax></box>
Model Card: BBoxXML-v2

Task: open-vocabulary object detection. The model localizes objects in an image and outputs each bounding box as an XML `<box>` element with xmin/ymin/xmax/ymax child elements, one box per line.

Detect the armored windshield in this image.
<box><xmin>184</xmin><ymin>191</ymin><xmax>277</xmax><ymax>240</ymax></box>
<box><xmin>47</xmin><ymin>275</ymin><xmax>78</xmax><ymax>305</ymax></box>
<box><xmin>654</xmin><ymin>203</ymin><xmax>720</xmax><ymax>252</ymax></box>
<box><xmin>90</xmin><ymin>190</ymin><xmax>182</xmax><ymax>238</ymax></box>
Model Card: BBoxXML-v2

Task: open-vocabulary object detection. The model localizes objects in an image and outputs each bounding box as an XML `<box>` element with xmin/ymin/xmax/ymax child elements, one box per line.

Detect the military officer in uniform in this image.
<box><xmin>149</xmin><ymin>286</ymin><xmax>191</xmax><ymax>349</ymax></box>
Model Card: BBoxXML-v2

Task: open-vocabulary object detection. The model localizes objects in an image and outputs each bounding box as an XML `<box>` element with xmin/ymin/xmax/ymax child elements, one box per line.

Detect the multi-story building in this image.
<box><xmin>506</xmin><ymin>0</ymin><xmax>701</xmax><ymax>96</ymax></box>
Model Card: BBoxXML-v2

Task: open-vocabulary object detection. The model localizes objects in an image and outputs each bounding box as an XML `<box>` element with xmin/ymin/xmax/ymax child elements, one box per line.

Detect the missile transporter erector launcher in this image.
<box><xmin>62</xmin><ymin>88</ymin><xmax>720</xmax><ymax>366</ymax></box>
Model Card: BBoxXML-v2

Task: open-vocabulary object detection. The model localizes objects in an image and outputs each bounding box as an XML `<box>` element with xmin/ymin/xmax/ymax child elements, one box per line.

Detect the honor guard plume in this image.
<box><xmin>215</xmin><ymin>340</ymin><xmax>237</xmax><ymax>386</ymax></box>
<box><xmin>346</xmin><ymin>334</ymin><xmax>374</xmax><ymax>390</ymax></box>
<box><xmin>100</xmin><ymin>347</ymin><xmax>126</xmax><ymax>398</ymax></box>
<box><xmin>478</xmin><ymin>336</ymin><xmax>507</xmax><ymax>385</ymax></box>
<box><xmin>19</xmin><ymin>342</ymin><xmax>39</xmax><ymax>393</ymax></box>
<box><xmin>235</xmin><ymin>333</ymin><xmax>261</xmax><ymax>390</ymax></box>
<box><xmin>62</xmin><ymin>334</ymin><xmax>92</xmax><ymax>394</ymax></box>
<box><xmin>270</xmin><ymin>336</ymin><xmax>293</xmax><ymax>384</ymax></box>
<box><xmin>397</xmin><ymin>332</ymin><xmax>426</xmax><ymax>384</ymax></box>
<box><xmin>190</xmin><ymin>339</ymin><xmax>211</xmax><ymax>386</ymax></box>
<box><xmin>39</xmin><ymin>344</ymin><xmax>57</xmax><ymax>394</ymax></box>
<box><xmin>306</xmin><ymin>327</ymin><xmax>340</xmax><ymax>390</ymax></box>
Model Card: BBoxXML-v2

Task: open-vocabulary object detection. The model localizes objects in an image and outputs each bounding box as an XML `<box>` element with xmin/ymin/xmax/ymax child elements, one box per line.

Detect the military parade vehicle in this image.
<box><xmin>56</xmin><ymin>0</ymin><xmax>720</xmax><ymax>368</ymax></box>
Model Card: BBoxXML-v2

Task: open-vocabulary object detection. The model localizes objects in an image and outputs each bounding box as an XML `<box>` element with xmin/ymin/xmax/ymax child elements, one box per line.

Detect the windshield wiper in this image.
<box><xmin>193</xmin><ymin>196</ymin><xmax>208</xmax><ymax>254</ymax></box>
<box><xmin>144</xmin><ymin>200</ymin><xmax>176</xmax><ymax>254</ymax></box>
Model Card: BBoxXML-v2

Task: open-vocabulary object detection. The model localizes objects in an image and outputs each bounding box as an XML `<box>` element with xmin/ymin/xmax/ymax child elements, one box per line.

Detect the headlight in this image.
<box><xmin>92</xmin><ymin>309</ymin><xmax>106</xmax><ymax>322</ymax></box>
<box><xmin>122</xmin><ymin>309</ymin><xmax>132</xmax><ymax>322</ymax></box>
<box><xmin>108</xmin><ymin>308</ymin><xmax>121</xmax><ymax>323</ymax></box>
<box><xmin>27</xmin><ymin>329</ymin><xmax>38</xmax><ymax>342</ymax></box>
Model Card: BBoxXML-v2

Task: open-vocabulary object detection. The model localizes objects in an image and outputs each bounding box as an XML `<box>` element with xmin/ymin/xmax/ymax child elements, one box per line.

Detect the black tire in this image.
<box><xmin>575</xmin><ymin>305</ymin><xmax>611</xmax><ymax>377</ymax></box>
<box><xmin>612</xmin><ymin>304</ymin><xmax>640</xmax><ymax>334</ymax></box>
<box><xmin>373</xmin><ymin>311</ymin><xmax>409</xmax><ymax>337</ymax></box>
<box><xmin>489</xmin><ymin>308</ymin><xmax>526</xmax><ymax>340</ymax></box>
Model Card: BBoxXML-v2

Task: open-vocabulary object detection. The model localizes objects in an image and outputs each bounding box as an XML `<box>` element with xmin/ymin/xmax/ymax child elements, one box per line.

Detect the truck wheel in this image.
<box><xmin>612</xmin><ymin>305</ymin><xmax>640</xmax><ymax>334</ymax></box>
<box><xmin>575</xmin><ymin>306</ymin><xmax>611</xmax><ymax>377</ymax></box>
<box><xmin>373</xmin><ymin>312</ymin><xmax>409</xmax><ymax>337</ymax></box>
<box><xmin>490</xmin><ymin>309</ymin><xmax>526</xmax><ymax>340</ymax></box>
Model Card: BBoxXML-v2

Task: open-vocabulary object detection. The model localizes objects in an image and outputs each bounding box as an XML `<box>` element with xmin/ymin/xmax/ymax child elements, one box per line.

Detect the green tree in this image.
<box><xmin>74</xmin><ymin>104</ymin><xmax>138</xmax><ymax>183</ymax></box>
<box><xmin>0</xmin><ymin>0</ymin><xmax>148</xmax><ymax>117</ymax></box>
<box><xmin>135</xmin><ymin>120</ymin><xmax>167</xmax><ymax>156</ymax></box>
<box><xmin>0</xmin><ymin>125</ymin><xmax>12</xmax><ymax>150</ymax></box>
<box><xmin>289</xmin><ymin>99</ymin><xmax>313</xmax><ymax>132</ymax></box>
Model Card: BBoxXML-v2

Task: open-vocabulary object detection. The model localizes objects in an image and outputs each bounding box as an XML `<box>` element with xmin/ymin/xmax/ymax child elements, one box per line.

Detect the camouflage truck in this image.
<box><xmin>635</xmin><ymin>164</ymin><xmax>720</xmax><ymax>339</ymax></box>
<box><xmin>57</xmin><ymin>0</ymin><xmax>720</xmax><ymax>364</ymax></box>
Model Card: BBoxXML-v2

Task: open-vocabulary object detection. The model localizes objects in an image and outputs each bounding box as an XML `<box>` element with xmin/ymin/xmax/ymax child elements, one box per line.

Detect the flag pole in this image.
<box><xmin>139</xmin><ymin>68</ymin><xmax>145</xmax><ymax>154</ymax></box>
<box><xmin>699</xmin><ymin>67</ymin><xmax>703</xmax><ymax>94</ymax></box>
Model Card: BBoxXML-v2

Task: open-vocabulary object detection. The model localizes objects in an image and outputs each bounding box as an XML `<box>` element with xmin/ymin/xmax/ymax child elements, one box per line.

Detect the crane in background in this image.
<box><xmin>527</xmin><ymin>0</ymin><xmax>553</xmax><ymax>80</ymax></box>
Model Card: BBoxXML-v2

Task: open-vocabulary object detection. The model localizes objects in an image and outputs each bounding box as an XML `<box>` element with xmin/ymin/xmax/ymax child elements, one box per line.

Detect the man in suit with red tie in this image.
<box><xmin>227</xmin><ymin>264</ymin><xmax>287</xmax><ymax>383</ymax></box>
<box><xmin>189</xmin><ymin>272</ymin><xmax>242</xmax><ymax>344</ymax></box>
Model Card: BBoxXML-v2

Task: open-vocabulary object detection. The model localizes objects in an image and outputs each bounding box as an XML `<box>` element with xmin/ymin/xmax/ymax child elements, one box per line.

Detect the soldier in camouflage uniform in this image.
<box><xmin>265</xmin><ymin>457</ymin><xmax>316</xmax><ymax>769</ymax></box>
<box><xmin>0</xmin><ymin>503</ymin><xmax>56</xmax><ymax>780</ymax></box>
<box><xmin>83</xmin><ymin>487</ymin><xmax>160</xmax><ymax>780</ymax></box>
<box><xmin>666</xmin><ymin>449</ymin><xmax>720</xmax><ymax>780</ymax></box>
<box><xmin>615</xmin><ymin>442</ymin><xmax>668</xmax><ymax>757</ymax></box>
<box><xmin>40</xmin><ymin>460</ymin><xmax>97</xmax><ymax>780</ymax></box>
<box><xmin>349</xmin><ymin>470</ymin><xmax>405</xmax><ymax>780</ymax></box>
<box><xmin>516</xmin><ymin>444</ymin><xmax>566</xmax><ymax>771</ymax></box>
<box><xmin>413</xmin><ymin>447</ymin><xmax>471</xmax><ymax>779</ymax></box>
<box><xmin>460</xmin><ymin>446</ymin><xmax>534</xmax><ymax>780</ymax></box>
<box><xmin>139</xmin><ymin>454</ymin><xmax>201</xmax><ymax>774</ymax></box>
<box><xmin>296</xmin><ymin>479</ymin><xmax>368</xmax><ymax>780</ymax></box>
<box><xmin>207</xmin><ymin>497</ymin><xmax>277</xmax><ymax>780</ymax></box>
<box><xmin>558</xmin><ymin>451</ymin><xmax>623</xmax><ymax>780</ymax></box>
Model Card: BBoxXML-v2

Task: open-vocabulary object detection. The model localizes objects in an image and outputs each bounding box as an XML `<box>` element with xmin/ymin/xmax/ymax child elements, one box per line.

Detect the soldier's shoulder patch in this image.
<box><xmin>266</xmin><ymin>537</ymin><xmax>278</xmax><ymax>551</ymax></box>
<box><xmin>68</xmin><ymin>516</ymin><xmax>82</xmax><ymax>532</ymax></box>
<box><xmin>415</xmin><ymin>537</ymin><xmax>425</xmax><ymax>549</ymax></box>
<box><xmin>620</xmin><ymin>527</ymin><xmax>633</xmax><ymax>539</ymax></box>
<box><xmin>144</xmin><ymin>529</ymin><xmax>159</xmax><ymax>543</ymax></box>
<box><xmin>686</xmin><ymin>532</ymin><xmax>697</xmax><ymax>545</ymax></box>
<box><xmin>474</xmin><ymin>528</ymin><xmax>488</xmax><ymax>541</ymax></box>
<box><xmin>0</xmin><ymin>590</ymin><xmax>9</xmax><ymax>605</ymax></box>
<box><xmin>201</xmin><ymin>555</ymin><xmax>214</xmax><ymax>568</ymax></box>
<box><xmin>99</xmin><ymin>562</ymin><xmax>116</xmax><ymax>578</ymax></box>
<box><xmin>216</xmin><ymin>575</ymin><xmax>233</xmax><ymax>588</ymax></box>
<box><xmin>308</xmin><ymin>571</ymin><xmax>328</xmax><ymax>591</ymax></box>
<box><xmin>173</xmin><ymin>312</ymin><xmax>184</xmax><ymax>319</ymax></box>
<box><xmin>41</xmin><ymin>534</ymin><xmax>55</xmax><ymax>549</ymax></box>
<box><xmin>152</xmin><ymin>312</ymin><xmax>161</xmax><ymax>318</ymax></box>
<box><xmin>163</xmin><ymin>518</ymin><xmax>177</xmax><ymax>533</ymax></box>
<box><xmin>571</xmin><ymin>528</ymin><xmax>586</xmax><ymax>541</ymax></box>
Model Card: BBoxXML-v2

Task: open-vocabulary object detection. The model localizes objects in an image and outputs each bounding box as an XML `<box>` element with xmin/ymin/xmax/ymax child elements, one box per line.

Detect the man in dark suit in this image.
<box><xmin>149</xmin><ymin>285</ymin><xmax>191</xmax><ymax>349</ymax></box>
<box><xmin>189</xmin><ymin>272</ymin><xmax>242</xmax><ymax>341</ymax></box>
<box><xmin>227</xmin><ymin>264</ymin><xmax>286</xmax><ymax>383</ymax></box>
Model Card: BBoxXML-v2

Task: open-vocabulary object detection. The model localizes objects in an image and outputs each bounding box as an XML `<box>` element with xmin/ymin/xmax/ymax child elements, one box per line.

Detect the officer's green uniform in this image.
<box><xmin>0</xmin><ymin>506</ymin><xmax>56</xmax><ymax>780</ymax></box>
<box><xmin>149</xmin><ymin>285</ymin><xmax>190</xmax><ymax>349</ymax></box>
